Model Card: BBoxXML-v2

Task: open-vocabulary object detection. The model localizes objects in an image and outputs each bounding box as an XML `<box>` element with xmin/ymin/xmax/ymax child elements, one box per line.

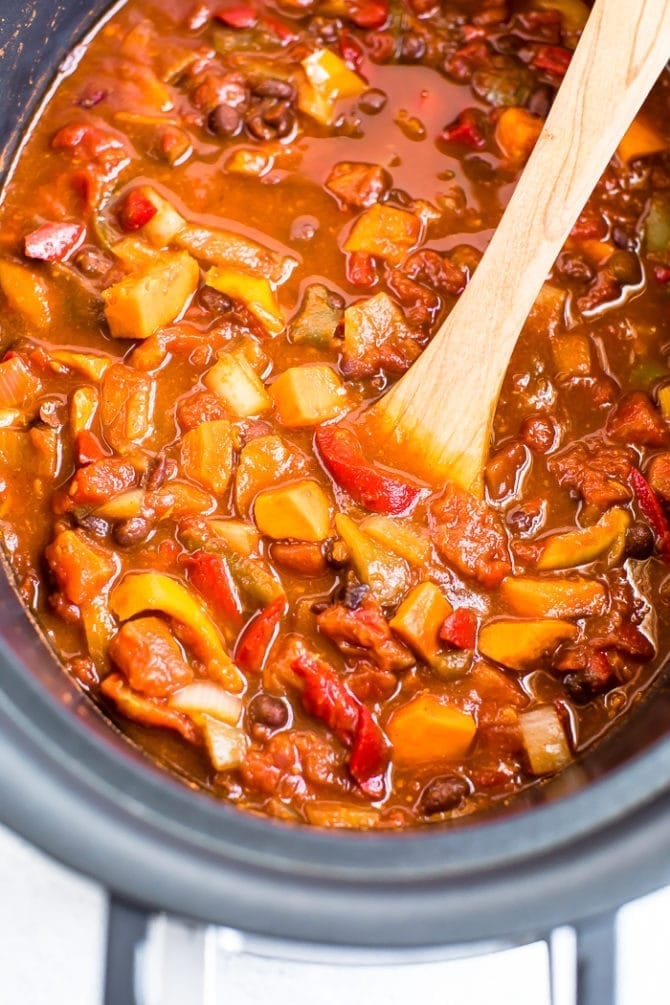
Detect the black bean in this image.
<box><xmin>340</xmin><ymin>577</ymin><xmax>369</xmax><ymax>610</ymax></box>
<box><xmin>563</xmin><ymin>673</ymin><xmax>594</xmax><ymax>704</ymax></box>
<box><xmin>358</xmin><ymin>89</ymin><xmax>387</xmax><ymax>115</ymax></box>
<box><xmin>625</xmin><ymin>521</ymin><xmax>656</xmax><ymax>560</ymax></box>
<box><xmin>113</xmin><ymin>517</ymin><xmax>152</xmax><ymax>547</ymax></box>
<box><xmin>526</xmin><ymin>84</ymin><xmax>554</xmax><ymax>119</ymax></box>
<box><xmin>248</xmin><ymin>693</ymin><xmax>289</xmax><ymax>730</ymax></box>
<box><xmin>77</xmin><ymin>514</ymin><xmax>110</xmax><ymax>539</ymax></box>
<box><xmin>245</xmin><ymin>111</ymin><xmax>277</xmax><ymax>142</ymax></box>
<box><xmin>144</xmin><ymin>453</ymin><xmax>170</xmax><ymax>492</ymax></box>
<box><xmin>399</xmin><ymin>33</ymin><xmax>426</xmax><ymax>62</ymax></box>
<box><xmin>611</xmin><ymin>226</ymin><xmax>636</xmax><ymax>252</ymax></box>
<box><xmin>197</xmin><ymin>285</ymin><xmax>233</xmax><ymax>314</ymax></box>
<box><xmin>419</xmin><ymin>775</ymin><xmax>469</xmax><ymax>816</ymax></box>
<box><xmin>208</xmin><ymin>103</ymin><xmax>242</xmax><ymax>137</ymax></box>
<box><xmin>252</xmin><ymin>77</ymin><xmax>295</xmax><ymax>101</ymax></box>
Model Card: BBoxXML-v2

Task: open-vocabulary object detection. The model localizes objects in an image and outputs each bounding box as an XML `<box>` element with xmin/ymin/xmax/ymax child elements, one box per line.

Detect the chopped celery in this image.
<box><xmin>204</xmin><ymin>351</ymin><xmax>271</xmax><ymax>417</ymax></box>
<box><xmin>290</xmin><ymin>283</ymin><xmax>344</xmax><ymax>347</ymax></box>
<box><xmin>335</xmin><ymin>513</ymin><xmax>411</xmax><ymax>607</ymax></box>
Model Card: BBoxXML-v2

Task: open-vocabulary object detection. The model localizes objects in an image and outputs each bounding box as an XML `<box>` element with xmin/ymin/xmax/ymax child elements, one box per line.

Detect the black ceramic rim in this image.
<box><xmin>1</xmin><ymin>0</ymin><xmax>670</xmax><ymax>949</ymax></box>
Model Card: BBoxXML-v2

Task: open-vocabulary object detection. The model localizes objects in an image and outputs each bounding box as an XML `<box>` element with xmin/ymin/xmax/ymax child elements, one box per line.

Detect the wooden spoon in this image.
<box><xmin>363</xmin><ymin>0</ymin><xmax>670</xmax><ymax>496</ymax></box>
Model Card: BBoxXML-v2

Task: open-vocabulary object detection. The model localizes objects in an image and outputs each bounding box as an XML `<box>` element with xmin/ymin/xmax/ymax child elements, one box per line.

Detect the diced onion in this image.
<box><xmin>520</xmin><ymin>706</ymin><xmax>571</xmax><ymax>776</ymax></box>
<box><xmin>169</xmin><ymin>681</ymin><xmax>242</xmax><ymax>725</ymax></box>
<box><xmin>202</xmin><ymin>715</ymin><xmax>249</xmax><ymax>771</ymax></box>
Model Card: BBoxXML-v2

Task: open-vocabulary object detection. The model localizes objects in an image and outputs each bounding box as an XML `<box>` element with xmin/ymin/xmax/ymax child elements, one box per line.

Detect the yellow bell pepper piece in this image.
<box><xmin>495</xmin><ymin>107</ymin><xmax>543</xmax><ymax>164</ymax></box>
<box><xmin>500</xmin><ymin>576</ymin><xmax>606</xmax><ymax>619</ymax></box>
<box><xmin>390</xmin><ymin>582</ymin><xmax>452</xmax><ymax>664</ymax></box>
<box><xmin>479</xmin><ymin>619</ymin><xmax>578</xmax><ymax>671</ymax></box>
<box><xmin>110</xmin><ymin>571</ymin><xmax>243</xmax><ymax>692</ymax></box>
<box><xmin>254</xmin><ymin>479</ymin><xmax>332</xmax><ymax>542</ymax></box>
<box><xmin>205</xmin><ymin>265</ymin><xmax>284</xmax><ymax>337</ymax></box>
<box><xmin>299</xmin><ymin>49</ymin><xmax>366</xmax><ymax>126</ymax></box>
<box><xmin>360</xmin><ymin>514</ymin><xmax>431</xmax><ymax>565</ymax></box>
<box><xmin>536</xmin><ymin>508</ymin><xmax>631</xmax><ymax>571</ymax></box>
<box><xmin>388</xmin><ymin>694</ymin><xmax>476</xmax><ymax>766</ymax></box>
<box><xmin>0</xmin><ymin>260</ymin><xmax>51</xmax><ymax>328</ymax></box>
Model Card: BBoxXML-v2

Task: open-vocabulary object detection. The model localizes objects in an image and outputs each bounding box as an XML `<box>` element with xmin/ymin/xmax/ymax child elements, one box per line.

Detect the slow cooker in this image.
<box><xmin>1</xmin><ymin>3</ymin><xmax>670</xmax><ymax>1002</ymax></box>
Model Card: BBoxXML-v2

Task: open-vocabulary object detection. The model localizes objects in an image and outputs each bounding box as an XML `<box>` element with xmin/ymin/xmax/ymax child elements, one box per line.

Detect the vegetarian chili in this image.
<box><xmin>0</xmin><ymin>0</ymin><xmax>669</xmax><ymax>829</ymax></box>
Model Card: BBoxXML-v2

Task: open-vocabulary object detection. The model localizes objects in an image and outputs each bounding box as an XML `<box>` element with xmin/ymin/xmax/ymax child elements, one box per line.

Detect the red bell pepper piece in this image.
<box><xmin>441</xmin><ymin>109</ymin><xmax>486</xmax><ymax>148</ymax></box>
<box><xmin>532</xmin><ymin>45</ymin><xmax>572</xmax><ymax>77</ymax></box>
<box><xmin>235</xmin><ymin>596</ymin><xmax>285</xmax><ymax>674</ymax></box>
<box><xmin>349</xmin><ymin>0</ymin><xmax>389</xmax><ymax>29</ymax></box>
<box><xmin>292</xmin><ymin>651</ymin><xmax>388</xmax><ymax>797</ymax></box>
<box><xmin>117</xmin><ymin>189</ymin><xmax>158</xmax><ymax>232</ymax></box>
<box><xmin>315</xmin><ymin>426</ymin><xmax>424</xmax><ymax>515</ymax></box>
<box><xmin>24</xmin><ymin>222</ymin><xmax>85</xmax><ymax>262</ymax></box>
<box><xmin>75</xmin><ymin>430</ymin><xmax>108</xmax><ymax>467</ymax></box>
<box><xmin>183</xmin><ymin>551</ymin><xmax>244</xmax><ymax>626</ymax></box>
<box><xmin>214</xmin><ymin>6</ymin><xmax>258</xmax><ymax>28</ymax></box>
<box><xmin>629</xmin><ymin>467</ymin><xmax>670</xmax><ymax>561</ymax></box>
<box><xmin>440</xmin><ymin>609</ymin><xmax>477</xmax><ymax>650</ymax></box>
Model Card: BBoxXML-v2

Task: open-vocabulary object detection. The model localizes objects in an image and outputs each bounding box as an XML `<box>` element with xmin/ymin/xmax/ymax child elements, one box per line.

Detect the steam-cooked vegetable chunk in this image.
<box><xmin>103</xmin><ymin>251</ymin><xmax>199</xmax><ymax>339</ymax></box>
<box><xmin>254</xmin><ymin>480</ymin><xmax>332</xmax><ymax>542</ymax></box>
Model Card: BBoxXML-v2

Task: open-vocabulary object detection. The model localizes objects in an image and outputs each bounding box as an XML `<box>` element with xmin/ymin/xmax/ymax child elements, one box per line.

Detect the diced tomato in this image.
<box><xmin>607</xmin><ymin>392</ymin><xmax>669</xmax><ymax>448</ymax></box>
<box><xmin>292</xmin><ymin>651</ymin><xmax>388</xmax><ymax>797</ymax></box>
<box><xmin>441</xmin><ymin>609</ymin><xmax>477</xmax><ymax>650</ymax></box>
<box><xmin>214</xmin><ymin>6</ymin><xmax>258</xmax><ymax>28</ymax></box>
<box><xmin>183</xmin><ymin>550</ymin><xmax>243</xmax><ymax>626</ymax></box>
<box><xmin>339</xmin><ymin>29</ymin><xmax>365</xmax><ymax>72</ymax></box>
<box><xmin>346</xmin><ymin>250</ymin><xmax>377</xmax><ymax>288</ymax></box>
<box><xmin>101</xmin><ymin>673</ymin><xmax>199</xmax><ymax>743</ymax></box>
<box><xmin>69</xmin><ymin>457</ymin><xmax>137</xmax><ymax>505</ymax></box>
<box><xmin>109</xmin><ymin>616</ymin><xmax>193</xmax><ymax>698</ymax></box>
<box><xmin>653</xmin><ymin>265</ymin><xmax>670</xmax><ymax>283</ymax></box>
<box><xmin>52</xmin><ymin>122</ymin><xmax>126</xmax><ymax>164</ymax></box>
<box><xmin>24</xmin><ymin>222</ymin><xmax>85</xmax><ymax>262</ymax></box>
<box><xmin>117</xmin><ymin>189</ymin><xmax>158</xmax><ymax>232</ymax></box>
<box><xmin>532</xmin><ymin>45</ymin><xmax>572</xmax><ymax>77</ymax></box>
<box><xmin>629</xmin><ymin>467</ymin><xmax>670</xmax><ymax>561</ymax></box>
<box><xmin>75</xmin><ymin>430</ymin><xmax>109</xmax><ymax>467</ymax></box>
<box><xmin>315</xmin><ymin>425</ymin><xmax>424</xmax><ymax>515</ymax></box>
<box><xmin>349</xmin><ymin>0</ymin><xmax>389</xmax><ymax>29</ymax></box>
<box><xmin>441</xmin><ymin>109</ymin><xmax>487</xmax><ymax>148</ymax></box>
<box><xmin>236</xmin><ymin>596</ymin><xmax>285</xmax><ymax>674</ymax></box>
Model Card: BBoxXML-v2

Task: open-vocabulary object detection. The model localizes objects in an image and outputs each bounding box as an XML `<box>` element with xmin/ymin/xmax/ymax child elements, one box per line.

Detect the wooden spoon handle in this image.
<box><xmin>370</xmin><ymin>0</ymin><xmax>670</xmax><ymax>493</ymax></box>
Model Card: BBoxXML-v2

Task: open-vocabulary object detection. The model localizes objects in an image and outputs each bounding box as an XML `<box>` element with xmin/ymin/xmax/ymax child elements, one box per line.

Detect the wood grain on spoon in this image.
<box><xmin>363</xmin><ymin>0</ymin><xmax>670</xmax><ymax>497</ymax></box>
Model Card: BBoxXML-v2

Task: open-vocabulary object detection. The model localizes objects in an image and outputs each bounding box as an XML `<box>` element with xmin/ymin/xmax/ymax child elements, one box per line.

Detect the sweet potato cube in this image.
<box><xmin>618</xmin><ymin>115</ymin><xmax>668</xmax><ymax>164</ymax></box>
<box><xmin>100</xmin><ymin>364</ymin><xmax>155</xmax><ymax>451</ymax></box>
<box><xmin>181</xmin><ymin>419</ymin><xmax>235</xmax><ymax>496</ymax></box>
<box><xmin>270</xmin><ymin>365</ymin><xmax>346</xmax><ymax>426</ymax></box>
<box><xmin>299</xmin><ymin>49</ymin><xmax>366</xmax><ymax>126</ymax></box>
<box><xmin>478</xmin><ymin>618</ymin><xmax>578</xmax><ymax>671</ymax></box>
<box><xmin>103</xmin><ymin>251</ymin><xmax>199</xmax><ymax>339</ymax></box>
<box><xmin>500</xmin><ymin>576</ymin><xmax>606</xmax><ymax>619</ymax></box>
<box><xmin>551</xmin><ymin>333</ymin><xmax>592</xmax><ymax>376</ymax></box>
<box><xmin>205</xmin><ymin>265</ymin><xmax>284</xmax><ymax>336</ymax></box>
<box><xmin>254</xmin><ymin>479</ymin><xmax>332</xmax><ymax>542</ymax></box>
<box><xmin>0</xmin><ymin>260</ymin><xmax>51</xmax><ymax>328</ymax></box>
<box><xmin>495</xmin><ymin>107</ymin><xmax>543</xmax><ymax>164</ymax></box>
<box><xmin>344</xmin><ymin>204</ymin><xmax>421</xmax><ymax>266</ymax></box>
<box><xmin>204</xmin><ymin>351</ymin><xmax>270</xmax><ymax>417</ymax></box>
<box><xmin>388</xmin><ymin>694</ymin><xmax>476</xmax><ymax>766</ymax></box>
<box><xmin>390</xmin><ymin>582</ymin><xmax>452</xmax><ymax>664</ymax></box>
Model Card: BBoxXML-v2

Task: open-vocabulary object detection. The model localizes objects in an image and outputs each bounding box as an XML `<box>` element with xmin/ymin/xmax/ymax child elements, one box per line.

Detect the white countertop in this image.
<box><xmin>0</xmin><ymin>818</ymin><xmax>666</xmax><ymax>1005</ymax></box>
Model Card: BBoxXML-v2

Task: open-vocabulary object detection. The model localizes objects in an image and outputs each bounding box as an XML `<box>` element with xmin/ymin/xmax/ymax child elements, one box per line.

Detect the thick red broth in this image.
<box><xmin>0</xmin><ymin>0</ymin><xmax>669</xmax><ymax>828</ymax></box>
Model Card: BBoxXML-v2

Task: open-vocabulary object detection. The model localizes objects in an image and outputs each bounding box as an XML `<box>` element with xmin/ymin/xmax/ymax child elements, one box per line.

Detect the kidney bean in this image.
<box><xmin>248</xmin><ymin>693</ymin><xmax>289</xmax><ymax>730</ymax></box>
<box><xmin>208</xmin><ymin>103</ymin><xmax>242</xmax><ymax>137</ymax></box>
<box><xmin>113</xmin><ymin>517</ymin><xmax>153</xmax><ymax>547</ymax></box>
<box><xmin>419</xmin><ymin>774</ymin><xmax>469</xmax><ymax>815</ymax></box>
<box><xmin>252</xmin><ymin>77</ymin><xmax>295</xmax><ymax>101</ymax></box>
